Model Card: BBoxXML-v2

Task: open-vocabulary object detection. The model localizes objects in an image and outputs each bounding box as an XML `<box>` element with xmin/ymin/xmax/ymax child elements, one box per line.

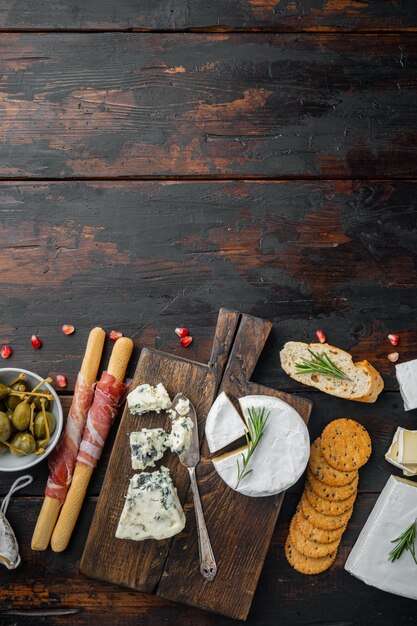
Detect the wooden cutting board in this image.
<box><xmin>80</xmin><ymin>308</ymin><xmax>312</xmax><ymax>620</ymax></box>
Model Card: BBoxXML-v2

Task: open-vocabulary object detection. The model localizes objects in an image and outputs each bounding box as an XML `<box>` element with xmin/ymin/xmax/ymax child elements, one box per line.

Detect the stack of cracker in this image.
<box><xmin>285</xmin><ymin>418</ymin><xmax>372</xmax><ymax>575</ymax></box>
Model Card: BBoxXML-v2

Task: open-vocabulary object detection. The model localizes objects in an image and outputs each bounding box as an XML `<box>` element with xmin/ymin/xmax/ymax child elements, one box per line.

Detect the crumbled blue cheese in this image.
<box><xmin>174</xmin><ymin>397</ymin><xmax>190</xmax><ymax>416</ymax></box>
<box><xmin>167</xmin><ymin>416</ymin><xmax>194</xmax><ymax>455</ymax></box>
<box><xmin>129</xmin><ymin>428</ymin><xmax>168</xmax><ymax>470</ymax></box>
<box><xmin>127</xmin><ymin>383</ymin><xmax>171</xmax><ymax>415</ymax></box>
<box><xmin>115</xmin><ymin>467</ymin><xmax>186</xmax><ymax>541</ymax></box>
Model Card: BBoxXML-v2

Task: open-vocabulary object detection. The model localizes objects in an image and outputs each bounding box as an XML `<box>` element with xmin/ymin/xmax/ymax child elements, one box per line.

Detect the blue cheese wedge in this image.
<box><xmin>115</xmin><ymin>467</ymin><xmax>186</xmax><ymax>541</ymax></box>
<box><xmin>127</xmin><ymin>383</ymin><xmax>171</xmax><ymax>415</ymax></box>
<box><xmin>167</xmin><ymin>416</ymin><xmax>194</xmax><ymax>455</ymax></box>
<box><xmin>129</xmin><ymin>428</ymin><xmax>168</xmax><ymax>470</ymax></box>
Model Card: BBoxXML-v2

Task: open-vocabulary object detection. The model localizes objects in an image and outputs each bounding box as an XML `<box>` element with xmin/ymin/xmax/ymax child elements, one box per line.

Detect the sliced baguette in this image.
<box><xmin>280</xmin><ymin>342</ymin><xmax>383</xmax><ymax>403</ymax></box>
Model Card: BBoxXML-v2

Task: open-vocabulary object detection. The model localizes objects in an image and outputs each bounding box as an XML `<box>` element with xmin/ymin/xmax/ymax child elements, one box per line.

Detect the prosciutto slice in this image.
<box><xmin>46</xmin><ymin>374</ymin><xmax>95</xmax><ymax>504</ymax></box>
<box><xmin>77</xmin><ymin>372</ymin><xmax>127</xmax><ymax>468</ymax></box>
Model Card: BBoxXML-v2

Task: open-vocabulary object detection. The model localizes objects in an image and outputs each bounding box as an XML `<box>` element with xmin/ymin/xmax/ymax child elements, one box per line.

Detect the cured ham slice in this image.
<box><xmin>77</xmin><ymin>371</ymin><xmax>127</xmax><ymax>468</ymax></box>
<box><xmin>45</xmin><ymin>374</ymin><xmax>95</xmax><ymax>504</ymax></box>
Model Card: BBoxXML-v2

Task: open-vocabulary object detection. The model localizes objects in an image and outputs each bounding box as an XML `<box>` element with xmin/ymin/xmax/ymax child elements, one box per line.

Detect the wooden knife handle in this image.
<box><xmin>50</xmin><ymin>336</ymin><xmax>133</xmax><ymax>553</ymax></box>
<box><xmin>31</xmin><ymin>327</ymin><xmax>106</xmax><ymax>551</ymax></box>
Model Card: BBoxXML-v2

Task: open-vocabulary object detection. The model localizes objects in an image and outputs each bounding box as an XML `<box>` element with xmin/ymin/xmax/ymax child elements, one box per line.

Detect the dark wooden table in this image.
<box><xmin>1</xmin><ymin>1</ymin><xmax>417</xmax><ymax>624</ymax></box>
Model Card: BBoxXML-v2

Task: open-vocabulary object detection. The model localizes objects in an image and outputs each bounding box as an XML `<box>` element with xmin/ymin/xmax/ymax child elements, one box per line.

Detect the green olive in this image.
<box><xmin>0</xmin><ymin>411</ymin><xmax>11</xmax><ymax>442</ymax></box>
<box><xmin>36</xmin><ymin>437</ymin><xmax>48</xmax><ymax>452</ymax></box>
<box><xmin>9</xmin><ymin>432</ymin><xmax>36</xmax><ymax>455</ymax></box>
<box><xmin>6</xmin><ymin>394</ymin><xmax>22</xmax><ymax>411</ymax></box>
<box><xmin>0</xmin><ymin>383</ymin><xmax>10</xmax><ymax>400</ymax></box>
<box><xmin>34</xmin><ymin>411</ymin><xmax>55</xmax><ymax>439</ymax></box>
<box><xmin>33</xmin><ymin>396</ymin><xmax>50</xmax><ymax>411</ymax></box>
<box><xmin>12</xmin><ymin>400</ymin><xmax>31</xmax><ymax>431</ymax></box>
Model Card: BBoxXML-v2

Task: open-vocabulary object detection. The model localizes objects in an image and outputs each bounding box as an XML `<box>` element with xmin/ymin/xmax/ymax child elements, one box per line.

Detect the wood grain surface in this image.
<box><xmin>0</xmin><ymin>34</ymin><xmax>417</xmax><ymax>178</ymax></box>
<box><xmin>0</xmin><ymin>1</ymin><xmax>416</xmax><ymax>31</ymax></box>
<box><xmin>0</xmin><ymin>3</ymin><xmax>416</xmax><ymax>625</ymax></box>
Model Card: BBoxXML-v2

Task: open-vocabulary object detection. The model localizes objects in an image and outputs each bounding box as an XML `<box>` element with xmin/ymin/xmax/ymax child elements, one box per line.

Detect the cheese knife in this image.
<box><xmin>172</xmin><ymin>393</ymin><xmax>217</xmax><ymax>581</ymax></box>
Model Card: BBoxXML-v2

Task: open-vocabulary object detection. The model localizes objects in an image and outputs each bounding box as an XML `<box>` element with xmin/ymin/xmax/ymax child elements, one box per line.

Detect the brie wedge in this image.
<box><xmin>130</xmin><ymin>428</ymin><xmax>168</xmax><ymax>470</ymax></box>
<box><xmin>127</xmin><ymin>383</ymin><xmax>171</xmax><ymax>415</ymax></box>
<box><xmin>116</xmin><ymin>467</ymin><xmax>185</xmax><ymax>541</ymax></box>
<box><xmin>213</xmin><ymin>395</ymin><xmax>309</xmax><ymax>497</ymax></box>
<box><xmin>205</xmin><ymin>391</ymin><xmax>246</xmax><ymax>453</ymax></box>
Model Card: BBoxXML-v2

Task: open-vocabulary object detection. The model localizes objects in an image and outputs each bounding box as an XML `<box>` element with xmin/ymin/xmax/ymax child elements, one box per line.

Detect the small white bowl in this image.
<box><xmin>0</xmin><ymin>368</ymin><xmax>63</xmax><ymax>472</ymax></box>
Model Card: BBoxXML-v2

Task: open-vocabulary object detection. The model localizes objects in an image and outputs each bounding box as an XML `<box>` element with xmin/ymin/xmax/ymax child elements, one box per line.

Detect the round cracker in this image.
<box><xmin>309</xmin><ymin>437</ymin><xmax>357</xmax><ymax>487</ymax></box>
<box><xmin>305</xmin><ymin>481</ymin><xmax>356</xmax><ymax>516</ymax></box>
<box><xmin>295</xmin><ymin>506</ymin><xmax>346</xmax><ymax>543</ymax></box>
<box><xmin>300</xmin><ymin>494</ymin><xmax>352</xmax><ymax>531</ymax></box>
<box><xmin>307</xmin><ymin>468</ymin><xmax>358</xmax><ymax>501</ymax></box>
<box><xmin>320</xmin><ymin>419</ymin><xmax>372</xmax><ymax>472</ymax></box>
<box><xmin>285</xmin><ymin>534</ymin><xmax>336</xmax><ymax>575</ymax></box>
<box><xmin>289</xmin><ymin>513</ymin><xmax>341</xmax><ymax>558</ymax></box>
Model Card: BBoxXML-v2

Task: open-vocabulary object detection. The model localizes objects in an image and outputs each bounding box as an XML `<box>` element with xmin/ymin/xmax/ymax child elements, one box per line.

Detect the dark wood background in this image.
<box><xmin>1</xmin><ymin>1</ymin><xmax>417</xmax><ymax>624</ymax></box>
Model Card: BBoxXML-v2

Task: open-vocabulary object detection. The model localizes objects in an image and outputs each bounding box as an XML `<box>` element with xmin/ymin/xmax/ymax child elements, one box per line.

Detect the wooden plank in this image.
<box><xmin>2</xmin><ymin>493</ymin><xmax>417</xmax><ymax>626</ymax></box>
<box><xmin>0</xmin><ymin>180</ymin><xmax>415</xmax><ymax>393</ymax></box>
<box><xmin>0</xmin><ymin>1</ymin><xmax>416</xmax><ymax>31</ymax></box>
<box><xmin>0</xmin><ymin>34</ymin><xmax>417</xmax><ymax>178</ymax></box>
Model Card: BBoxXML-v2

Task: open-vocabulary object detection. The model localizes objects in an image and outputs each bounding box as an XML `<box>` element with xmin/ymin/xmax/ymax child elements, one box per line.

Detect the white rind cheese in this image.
<box><xmin>127</xmin><ymin>383</ymin><xmax>171</xmax><ymax>415</ymax></box>
<box><xmin>116</xmin><ymin>467</ymin><xmax>186</xmax><ymax>541</ymax></box>
<box><xmin>213</xmin><ymin>395</ymin><xmax>310</xmax><ymax>497</ymax></box>
<box><xmin>167</xmin><ymin>416</ymin><xmax>194</xmax><ymax>455</ymax></box>
<box><xmin>205</xmin><ymin>391</ymin><xmax>246</xmax><ymax>453</ymax></box>
<box><xmin>130</xmin><ymin>428</ymin><xmax>168</xmax><ymax>470</ymax></box>
<box><xmin>395</xmin><ymin>359</ymin><xmax>417</xmax><ymax>411</ymax></box>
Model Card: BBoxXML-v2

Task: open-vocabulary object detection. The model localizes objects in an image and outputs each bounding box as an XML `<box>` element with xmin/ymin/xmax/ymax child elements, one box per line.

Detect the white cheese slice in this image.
<box><xmin>115</xmin><ymin>466</ymin><xmax>186</xmax><ymax>541</ymax></box>
<box><xmin>127</xmin><ymin>383</ymin><xmax>171</xmax><ymax>415</ymax></box>
<box><xmin>129</xmin><ymin>428</ymin><xmax>168</xmax><ymax>470</ymax></box>
<box><xmin>398</xmin><ymin>428</ymin><xmax>417</xmax><ymax>465</ymax></box>
<box><xmin>345</xmin><ymin>475</ymin><xmax>417</xmax><ymax>600</ymax></box>
<box><xmin>213</xmin><ymin>395</ymin><xmax>310</xmax><ymax>497</ymax></box>
<box><xmin>205</xmin><ymin>391</ymin><xmax>246</xmax><ymax>454</ymax></box>
<box><xmin>167</xmin><ymin>416</ymin><xmax>194</xmax><ymax>455</ymax></box>
<box><xmin>395</xmin><ymin>359</ymin><xmax>417</xmax><ymax>411</ymax></box>
<box><xmin>385</xmin><ymin>427</ymin><xmax>417</xmax><ymax>476</ymax></box>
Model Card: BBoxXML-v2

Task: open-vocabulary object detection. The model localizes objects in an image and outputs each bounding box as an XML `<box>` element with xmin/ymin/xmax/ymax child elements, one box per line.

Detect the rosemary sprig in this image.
<box><xmin>295</xmin><ymin>349</ymin><xmax>351</xmax><ymax>381</ymax></box>
<box><xmin>388</xmin><ymin>519</ymin><xmax>417</xmax><ymax>565</ymax></box>
<box><xmin>236</xmin><ymin>406</ymin><xmax>270</xmax><ymax>488</ymax></box>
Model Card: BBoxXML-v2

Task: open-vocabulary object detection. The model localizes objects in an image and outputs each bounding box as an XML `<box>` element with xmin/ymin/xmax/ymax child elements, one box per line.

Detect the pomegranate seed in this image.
<box><xmin>388</xmin><ymin>334</ymin><xmax>399</xmax><ymax>346</ymax></box>
<box><xmin>180</xmin><ymin>335</ymin><xmax>193</xmax><ymax>348</ymax></box>
<box><xmin>56</xmin><ymin>374</ymin><xmax>67</xmax><ymax>388</ymax></box>
<box><xmin>31</xmin><ymin>335</ymin><xmax>42</xmax><ymax>349</ymax></box>
<box><xmin>108</xmin><ymin>330</ymin><xmax>123</xmax><ymax>342</ymax></box>
<box><xmin>0</xmin><ymin>345</ymin><xmax>12</xmax><ymax>359</ymax></box>
<box><xmin>62</xmin><ymin>324</ymin><xmax>75</xmax><ymax>335</ymax></box>
<box><xmin>316</xmin><ymin>329</ymin><xmax>326</xmax><ymax>344</ymax></box>
<box><xmin>388</xmin><ymin>352</ymin><xmax>399</xmax><ymax>363</ymax></box>
<box><xmin>175</xmin><ymin>327</ymin><xmax>189</xmax><ymax>338</ymax></box>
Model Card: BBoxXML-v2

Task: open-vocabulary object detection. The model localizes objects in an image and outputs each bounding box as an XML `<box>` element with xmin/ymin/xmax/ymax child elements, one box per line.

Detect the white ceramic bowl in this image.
<box><xmin>0</xmin><ymin>368</ymin><xmax>63</xmax><ymax>472</ymax></box>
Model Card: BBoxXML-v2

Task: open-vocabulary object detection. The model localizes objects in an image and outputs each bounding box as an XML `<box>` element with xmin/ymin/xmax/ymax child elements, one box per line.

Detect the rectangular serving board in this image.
<box><xmin>80</xmin><ymin>308</ymin><xmax>312</xmax><ymax>620</ymax></box>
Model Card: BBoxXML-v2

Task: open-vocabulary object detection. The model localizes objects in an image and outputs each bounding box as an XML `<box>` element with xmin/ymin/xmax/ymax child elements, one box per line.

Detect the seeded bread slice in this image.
<box><xmin>280</xmin><ymin>342</ymin><xmax>383</xmax><ymax>403</ymax></box>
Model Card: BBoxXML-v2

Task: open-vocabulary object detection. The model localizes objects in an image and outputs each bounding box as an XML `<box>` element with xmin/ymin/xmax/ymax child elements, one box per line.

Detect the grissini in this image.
<box><xmin>31</xmin><ymin>327</ymin><xmax>106</xmax><ymax>551</ymax></box>
<box><xmin>51</xmin><ymin>336</ymin><xmax>133</xmax><ymax>552</ymax></box>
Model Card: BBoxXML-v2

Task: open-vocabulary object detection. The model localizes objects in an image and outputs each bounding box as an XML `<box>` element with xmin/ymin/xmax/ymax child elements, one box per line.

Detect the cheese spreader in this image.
<box><xmin>172</xmin><ymin>393</ymin><xmax>217</xmax><ymax>581</ymax></box>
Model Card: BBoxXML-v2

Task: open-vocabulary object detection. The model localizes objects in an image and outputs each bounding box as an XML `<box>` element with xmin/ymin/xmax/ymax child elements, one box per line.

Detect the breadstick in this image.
<box><xmin>51</xmin><ymin>337</ymin><xmax>133</xmax><ymax>552</ymax></box>
<box><xmin>31</xmin><ymin>327</ymin><xmax>105</xmax><ymax>551</ymax></box>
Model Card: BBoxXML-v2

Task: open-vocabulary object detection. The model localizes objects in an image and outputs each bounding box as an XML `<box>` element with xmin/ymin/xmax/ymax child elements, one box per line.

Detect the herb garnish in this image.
<box><xmin>236</xmin><ymin>406</ymin><xmax>270</xmax><ymax>488</ymax></box>
<box><xmin>295</xmin><ymin>349</ymin><xmax>351</xmax><ymax>381</ymax></box>
<box><xmin>388</xmin><ymin>519</ymin><xmax>417</xmax><ymax>565</ymax></box>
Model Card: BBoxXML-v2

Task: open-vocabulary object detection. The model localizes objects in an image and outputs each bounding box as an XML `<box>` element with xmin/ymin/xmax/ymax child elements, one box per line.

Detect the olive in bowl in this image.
<box><xmin>0</xmin><ymin>368</ymin><xmax>63</xmax><ymax>472</ymax></box>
